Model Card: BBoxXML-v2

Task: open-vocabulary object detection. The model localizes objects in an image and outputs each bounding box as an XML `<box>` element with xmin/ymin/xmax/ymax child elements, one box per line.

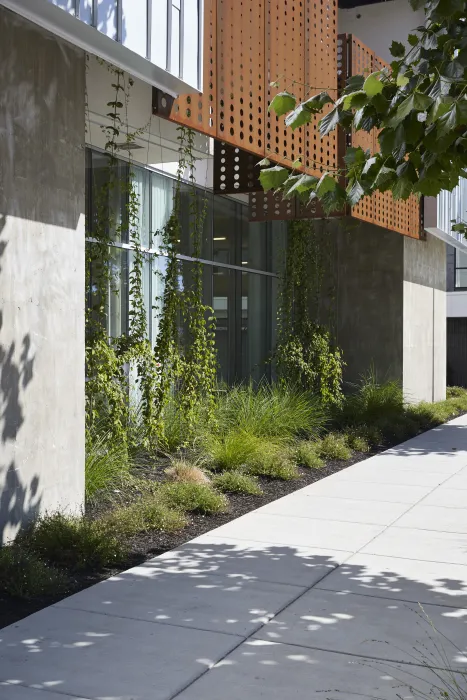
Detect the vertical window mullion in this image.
<box><xmin>147</xmin><ymin>0</ymin><xmax>152</xmax><ymax>61</ymax></box>
<box><xmin>92</xmin><ymin>0</ymin><xmax>98</xmax><ymax>26</ymax></box>
<box><xmin>166</xmin><ymin>0</ymin><xmax>172</xmax><ymax>72</ymax></box>
<box><xmin>179</xmin><ymin>0</ymin><xmax>184</xmax><ymax>80</ymax></box>
<box><xmin>117</xmin><ymin>0</ymin><xmax>123</xmax><ymax>43</ymax></box>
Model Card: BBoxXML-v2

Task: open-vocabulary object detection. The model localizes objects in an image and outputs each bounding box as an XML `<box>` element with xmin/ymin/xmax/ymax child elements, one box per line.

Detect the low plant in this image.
<box><xmin>160</xmin><ymin>482</ymin><xmax>228</xmax><ymax>514</ymax></box>
<box><xmin>104</xmin><ymin>497</ymin><xmax>187</xmax><ymax>537</ymax></box>
<box><xmin>315</xmin><ymin>433</ymin><xmax>352</xmax><ymax>461</ymax></box>
<box><xmin>214</xmin><ymin>381</ymin><xmax>327</xmax><ymax>442</ymax></box>
<box><xmin>213</xmin><ymin>471</ymin><xmax>263</xmax><ymax>495</ymax></box>
<box><xmin>85</xmin><ymin>428</ymin><xmax>129</xmax><ymax>504</ymax></box>
<box><xmin>338</xmin><ymin>369</ymin><xmax>404</xmax><ymax>428</ymax></box>
<box><xmin>165</xmin><ymin>458</ymin><xmax>210</xmax><ymax>485</ymax></box>
<box><xmin>0</xmin><ymin>545</ymin><xmax>69</xmax><ymax>600</ymax></box>
<box><xmin>446</xmin><ymin>386</ymin><xmax>467</xmax><ymax>399</ymax></box>
<box><xmin>202</xmin><ymin>430</ymin><xmax>269</xmax><ymax>471</ymax></box>
<box><xmin>18</xmin><ymin>513</ymin><xmax>127</xmax><ymax>572</ymax></box>
<box><xmin>294</xmin><ymin>441</ymin><xmax>324</xmax><ymax>469</ymax></box>
<box><xmin>247</xmin><ymin>448</ymin><xmax>300</xmax><ymax>480</ymax></box>
<box><xmin>344</xmin><ymin>430</ymin><xmax>370</xmax><ymax>453</ymax></box>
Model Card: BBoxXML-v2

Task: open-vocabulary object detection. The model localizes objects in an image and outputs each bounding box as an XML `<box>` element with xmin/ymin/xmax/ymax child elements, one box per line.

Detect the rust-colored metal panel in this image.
<box><xmin>168</xmin><ymin>0</ymin><xmax>339</xmax><ymax>176</ymax></box>
<box><xmin>339</xmin><ymin>33</ymin><xmax>421</xmax><ymax>239</ymax></box>
<box><xmin>249</xmin><ymin>191</ymin><xmax>343</xmax><ymax>222</ymax></box>
<box><xmin>213</xmin><ymin>141</ymin><xmax>262</xmax><ymax>194</ymax></box>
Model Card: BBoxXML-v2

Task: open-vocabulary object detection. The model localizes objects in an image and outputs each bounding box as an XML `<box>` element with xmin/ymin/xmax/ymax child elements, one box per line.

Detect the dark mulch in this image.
<box><xmin>0</xmin><ymin>448</ymin><xmax>374</xmax><ymax>630</ymax></box>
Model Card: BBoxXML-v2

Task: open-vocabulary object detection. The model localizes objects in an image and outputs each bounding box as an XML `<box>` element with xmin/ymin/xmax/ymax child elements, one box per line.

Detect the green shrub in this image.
<box><xmin>316</xmin><ymin>433</ymin><xmax>352</xmax><ymax>461</ymax></box>
<box><xmin>338</xmin><ymin>369</ymin><xmax>404</xmax><ymax>427</ymax></box>
<box><xmin>214</xmin><ymin>381</ymin><xmax>327</xmax><ymax>442</ymax></box>
<box><xmin>104</xmin><ymin>498</ymin><xmax>187</xmax><ymax>537</ymax></box>
<box><xmin>0</xmin><ymin>545</ymin><xmax>69</xmax><ymax>600</ymax></box>
<box><xmin>160</xmin><ymin>482</ymin><xmax>228</xmax><ymax>514</ymax></box>
<box><xmin>294</xmin><ymin>441</ymin><xmax>324</xmax><ymax>468</ymax></box>
<box><xmin>446</xmin><ymin>386</ymin><xmax>467</xmax><ymax>399</ymax></box>
<box><xmin>247</xmin><ymin>448</ymin><xmax>300</xmax><ymax>480</ymax></box>
<box><xmin>203</xmin><ymin>430</ymin><xmax>269</xmax><ymax>471</ymax></box>
<box><xmin>85</xmin><ymin>429</ymin><xmax>129</xmax><ymax>503</ymax></box>
<box><xmin>213</xmin><ymin>471</ymin><xmax>263</xmax><ymax>495</ymax></box>
<box><xmin>344</xmin><ymin>430</ymin><xmax>371</xmax><ymax>453</ymax></box>
<box><xmin>19</xmin><ymin>513</ymin><xmax>127</xmax><ymax>572</ymax></box>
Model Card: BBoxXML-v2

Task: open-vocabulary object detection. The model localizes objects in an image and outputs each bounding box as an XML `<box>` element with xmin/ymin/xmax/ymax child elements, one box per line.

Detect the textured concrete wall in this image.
<box><xmin>446</xmin><ymin>245</ymin><xmax>456</xmax><ymax>292</ymax></box>
<box><xmin>403</xmin><ymin>233</ymin><xmax>446</xmax><ymax>403</ymax></box>
<box><xmin>334</xmin><ymin>222</ymin><xmax>404</xmax><ymax>387</ymax></box>
<box><xmin>0</xmin><ymin>8</ymin><xmax>85</xmax><ymax>542</ymax></box>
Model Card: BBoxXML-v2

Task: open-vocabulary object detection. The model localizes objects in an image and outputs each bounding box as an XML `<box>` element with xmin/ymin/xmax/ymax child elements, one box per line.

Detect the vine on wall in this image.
<box><xmin>85</xmin><ymin>60</ymin><xmax>217</xmax><ymax>451</ymax></box>
<box><xmin>275</xmin><ymin>219</ymin><xmax>344</xmax><ymax>406</ymax></box>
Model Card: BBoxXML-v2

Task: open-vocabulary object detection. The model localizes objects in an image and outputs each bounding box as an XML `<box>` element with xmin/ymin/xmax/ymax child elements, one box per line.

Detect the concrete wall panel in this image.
<box><xmin>0</xmin><ymin>8</ymin><xmax>85</xmax><ymax>542</ymax></box>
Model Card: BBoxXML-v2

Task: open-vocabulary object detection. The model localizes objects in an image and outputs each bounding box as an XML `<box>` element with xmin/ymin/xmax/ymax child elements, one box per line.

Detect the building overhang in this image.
<box><xmin>0</xmin><ymin>0</ymin><xmax>194</xmax><ymax>97</ymax></box>
<box><xmin>425</xmin><ymin>227</ymin><xmax>467</xmax><ymax>253</ymax></box>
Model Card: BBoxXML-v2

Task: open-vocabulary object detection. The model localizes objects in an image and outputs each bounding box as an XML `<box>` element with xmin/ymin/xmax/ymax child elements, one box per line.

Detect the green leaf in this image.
<box><xmin>414</xmin><ymin>177</ymin><xmax>442</xmax><ymax>197</ymax></box>
<box><xmin>392</xmin><ymin>123</ymin><xmax>407</xmax><ymax>161</ymax></box>
<box><xmin>343</xmin><ymin>146</ymin><xmax>367</xmax><ymax>166</ymax></box>
<box><xmin>269</xmin><ymin>91</ymin><xmax>296</xmax><ymax>116</ymax></box>
<box><xmin>303</xmin><ymin>91</ymin><xmax>334</xmax><ymax>111</ymax></box>
<box><xmin>319</xmin><ymin>107</ymin><xmax>340</xmax><ymax>136</ymax></box>
<box><xmin>257</xmin><ymin>157</ymin><xmax>271</xmax><ymax>167</ymax></box>
<box><xmin>431</xmin><ymin>95</ymin><xmax>455</xmax><ymax>121</ymax></box>
<box><xmin>443</xmin><ymin>61</ymin><xmax>465</xmax><ymax>80</ymax></box>
<box><xmin>259</xmin><ymin>166</ymin><xmax>289</xmax><ymax>192</ymax></box>
<box><xmin>345</xmin><ymin>75</ymin><xmax>365</xmax><ymax>92</ymax></box>
<box><xmin>408</xmin><ymin>33</ymin><xmax>419</xmax><ymax>46</ymax></box>
<box><xmin>346</xmin><ymin>179</ymin><xmax>365</xmax><ymax>205</ymax></box>
<box><xmin>437</xmin><ymin>101</ymin><xmax>467</xmax><ymax>137</ymax></box>
<box><xmin>396</xmin><ymin>73</ymin><xmax>410</xmax><ymax>87</ymax></box>
<box><xmin>378</xmin><ymin>128</ymin><xmax>395</xmax><ymax>156</ymax></box>
<box><xmin>372</xmin><ymin>165</ymin><xmax>396</xmax><ymax>190</ymax></box>
<box><xmin>316</xmin><ymin>173</ymin><xmax>337</xmax><ymax>197</ymax></box>
<box><xmin>291</xmin><ymin>158</ymin><xmax>302</xmax><ymax>169</ymax></box>
<box><xmin>363</xmin><ymin>72</ymin><xmax>384</xmax><ymax>97</ymax></box>
<box><xmin>392</xmin><ymin>177</ymin><xmax>414</xmax><ymax>200</ymax></box>
<box><xmin>285</xmin><ymin>104</ymin><xmax>312</xmax><ymax>130</ymax></box>
<box><xmin>362</xmin><ymin>155</ymin><xmax>378</xmax><ymax>175</ymax></box>
<box><xmin>343</xmin><ymin>91</ymin><xmax>368</xmax><ymax>110</ymax></box>
<box><xmin>284</xmin><ymin>173</ymin><xmax>318</xmax><ymax>197</ymax></box>
<box><xmin>390</xmin><ymin>41</ymin><xmax>405</xmax><ymax>58</ymax></box>
<box><xmin>389</xmin><ymin>92</ymin><xmax>433</xmax><ymax>127</ymax></box>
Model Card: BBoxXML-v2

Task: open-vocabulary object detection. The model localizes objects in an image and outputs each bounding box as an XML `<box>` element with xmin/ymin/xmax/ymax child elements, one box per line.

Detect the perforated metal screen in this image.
<box><xmin>338</xmin><ymin>34</ymin><xmax>422</xmax><ymax>239</ymax></box>
<box><xmin>170</xmin><ymin>0</ymin><xmax>338</xmax><ymax>178</ymax></box>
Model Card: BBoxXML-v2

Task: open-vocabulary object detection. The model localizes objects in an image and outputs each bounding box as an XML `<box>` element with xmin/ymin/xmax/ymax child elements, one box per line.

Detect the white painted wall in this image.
<box><xmin>339</xmin><ymin>0</ymin><xmax>424</xmax><ymax>63</ymax></box>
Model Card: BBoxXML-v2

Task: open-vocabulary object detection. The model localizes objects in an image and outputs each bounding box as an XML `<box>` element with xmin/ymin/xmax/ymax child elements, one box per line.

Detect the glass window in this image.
<box><xmin>90</xmin><ymin>151</ymin><xmax>128</xmax><ymax>243</ymax></box>
<box><xmin>182</xmin><ymin>0</ymin><xmax>200</xmax><ymax>88</ymax></box>
<box><xmin>80</xmin><ymin>0</ymin><xmax>93</xmax><ymax>24</ymax></box>
<box><xmin>98</xmin><ymin>0</ymin><xmax>117</xmax><ymax>39</ymax></box>
<box><xmin>122</xmin><ymin>0</ymin><xmax>148</xmax><ymax>57</ymax></box>
<box><xmin>151</xmin><ymin>0</ymin><xmax>168</xmax><ymax>68</ymax></box>
<box><xmin>241</xmin><ymin>273</ymin><xmax>274</xmax><ymax>382</ymax></box>
<box><xmin>455</xmin><ymin>250</ymin><xmax>467</xmax><ymax>289</ymax></box>
<box><xmin>213</xmin><ymin>266</ymin><xmax>234</xmax><ymax>383</ymax></box>
<box><xmin>130</xmin><ymin>167</ymin><xmax>150</xmax><ymax>248</ymax></box>
<box><xmin>151</xmin><ymin>171</ymin><xmax>174</xmax><ymax>250</ymax></box>
<box><xmin>178</xmin><ymin>186</ymin><xmax>213</xmax><ymax>258</ymax></box>
<box><xmin>108</xmin><ymin>247</ymin><xmax>129</xmax><ymax>339</ymax></box>
<box><xmin>171</xmin><ymin>2</ymin><xmax>181</xmax><ymax>76</ymax></box>
<box><xmin>50</xmin><ymin>0</ymin><xmax>76</xmax><ymax>14</ymax></box>
<box><xmin>213</xmin><ymin>197</ymin><xmax>238</xmax><ymax>266</ymax></box>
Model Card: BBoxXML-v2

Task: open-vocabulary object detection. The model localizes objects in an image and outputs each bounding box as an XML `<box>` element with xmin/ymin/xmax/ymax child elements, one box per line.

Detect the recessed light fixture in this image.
<box><xmin>214</xmin><ymin>237</ymin><xmax>227</xmax><ymax>241</ymax></box>
<box><xmin>241</xmin><ymin>261</ymin><xmax>248</xmax><ymax>265</ymax></box>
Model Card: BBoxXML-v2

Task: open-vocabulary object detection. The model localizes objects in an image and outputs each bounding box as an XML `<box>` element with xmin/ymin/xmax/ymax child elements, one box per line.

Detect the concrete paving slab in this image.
<box><xmin>0</xmin><ymin>606</ymin><xmax>242</xmax><ymax>700</ymax></box>
<box><xmin>422</xmin><ymin>487</ymin><xmax>467</xmax><ymax>509</ymax></box>
<box><xmin>334</xmin><ymin>465</ymin><xmax>450</xmax><ymax>487</ymax></box>
<box><xmin>258</xmin><ymin>493</ymin><xmax>409</xmax><ymax>525</ymax></box>
<box><xmin>0</xmin><ymin>685</ymin><xmax>87</xmax><ymax>700</ymax></box>
<box><xmin>444</xmin><ymin>467</ymin><xmax>467</xmax><ymax>490</ymax></box>
<box><xmin>255</xmin><ymin>588</ymin><xmax>467</xmax><ymax>669</ymax></box>
<box><xmin>208</xmin><ymin>513</ymin><xmax>384</xmax><ymax>552</ymax></box>
<box><xmin>300</xmin><ymin>478</ymin><xmax>433</xmax><ymax>503</ymax></box>
<box><xmin>143</xmin><ymin>535</ymin><xmax>351</xmax><ymax>588</ymax></box>
<box><xmin>315</xmin><ymin>553</ymin><xmax>467</xmax><ymax>608</ymax></box>
<box><xmin>57</xmin><ymin>569</ymin><xmax>302</xmax><ymax>637</ymax></box>
<box><xmin>395</xmin><ymin>504</ymin><xmax>467</xmax><ymax>533</ymax></box>
<box><xmin>174</xmin><ymin>639</ymin><xmax>458</xmax><ymax>700</ymax></box>
<box><xmin>362</xmin><ymin>527</ymin><xmax>467</xmax><ymax>566</ymax></box>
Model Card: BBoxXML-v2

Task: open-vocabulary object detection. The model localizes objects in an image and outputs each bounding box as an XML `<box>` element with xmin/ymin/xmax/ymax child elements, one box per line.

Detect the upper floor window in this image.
<box><xmin>456</xmin><ymin>250</ymin><xmax>467</xmax><ymax>289</ymax></box>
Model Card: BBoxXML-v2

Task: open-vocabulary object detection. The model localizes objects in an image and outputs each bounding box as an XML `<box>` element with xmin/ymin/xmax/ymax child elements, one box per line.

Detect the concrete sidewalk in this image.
<box><xmin>2</xmin><ymin>417</ymin><xmax>467</xmax><ymax>700</ymax></box>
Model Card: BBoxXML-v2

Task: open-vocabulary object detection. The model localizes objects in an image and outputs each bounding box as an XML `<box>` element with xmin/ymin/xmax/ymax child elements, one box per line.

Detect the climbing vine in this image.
<box><xmin>275</xmin><ymin>219</ymin><xmax>344</xmax><ymax>406</ymax></box>
<box><xmin>153</xmin><ymin>127</ymin><xmax>217</xmax><ymax>445</ymax></box>
<box><xmin>86</xmin><ymin>59</ymin><xmax>217</xmax><ymax>452</ymax></box>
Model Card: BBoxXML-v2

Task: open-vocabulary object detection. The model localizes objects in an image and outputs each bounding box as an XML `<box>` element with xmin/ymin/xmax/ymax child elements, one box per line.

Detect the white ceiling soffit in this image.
<box><xmin>0</xmin><ymin>0</ymin><xmax>192</xmax><ymax>97</ymax></box>
<box><xmin>425</xmin><ymin>226</ymin><xmax>467</xmax><ymax>253</ymax></box>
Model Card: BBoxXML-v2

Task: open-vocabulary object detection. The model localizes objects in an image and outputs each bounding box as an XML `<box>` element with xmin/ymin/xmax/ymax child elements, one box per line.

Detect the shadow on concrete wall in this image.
<box><xmin>0</xmin><ymin>218</ymin><xmax>41</xmax><ymax>544</ymax></box>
